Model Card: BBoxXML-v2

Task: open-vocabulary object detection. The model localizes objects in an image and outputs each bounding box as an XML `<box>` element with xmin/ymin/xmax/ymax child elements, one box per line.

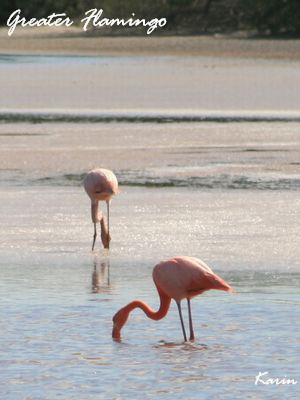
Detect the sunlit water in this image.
<box><xmin>0</xmin><ymin>185</ymin><xmax>299</xmax><ymax>400</ymax></box>
<box><xmin>0</xmin><ymin>54</ymin><xmax>300</xmax><ymax>399</ymax></box>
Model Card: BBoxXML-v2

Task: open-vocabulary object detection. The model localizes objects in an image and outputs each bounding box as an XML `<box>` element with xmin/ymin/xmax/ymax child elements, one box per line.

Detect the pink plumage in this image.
<box><xmin>112</xmin><ymin>256</ymin><xmax>233</xmax><ymax>342</ymax></box>
<box><xmin>153</xmin><ymin>256</ymin><xmax>232</xmax><ymax>302</ymax></box>
<box><xmin>83</xmin><ymin>168</ymin><xmax>118</xmax><ymax>250</ymax></box>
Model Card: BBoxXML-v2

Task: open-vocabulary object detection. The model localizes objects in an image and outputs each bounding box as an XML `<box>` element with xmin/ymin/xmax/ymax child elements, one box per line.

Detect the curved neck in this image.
<box><xmin>124</xmin><ymin>288</ymin><xmax>171</xmax><ymax>321</ymax></box>
<box><xmin>112</xmin><ymin>285</ymin><xmax>171</xmax><ymax>339</ymax></box>
<box><xmin>91</xmin><ymin>201</ymin><xmax>100</xmax><ymax>223</ymax></box>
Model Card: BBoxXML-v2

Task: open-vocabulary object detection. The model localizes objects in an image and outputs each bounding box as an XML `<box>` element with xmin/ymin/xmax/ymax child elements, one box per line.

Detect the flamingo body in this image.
<box><xmin>112</xmin><ymin>256</ymin><xmax>233</xmax><ymax>341</ymax></box>
<box><xmin>83</xmin><ymin>168</ymin><xmax>118</xmax><ymax>249</ymax></box>
<box><xmin>153</xmin><ymin>256</ymin><xmax>230</xmax><ymax>302</ymax></box>
<box><xmin>84</xmin><ymin>168</ymin><xmax>118</xmax><ymax>210</ymax></box>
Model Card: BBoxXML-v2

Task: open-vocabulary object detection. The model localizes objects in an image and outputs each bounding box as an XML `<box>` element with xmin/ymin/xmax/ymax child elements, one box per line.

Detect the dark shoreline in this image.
<box><xmin>1</xmin><ymin>109</ymin><xmax>300</xmax><ymax>124</ymax></box>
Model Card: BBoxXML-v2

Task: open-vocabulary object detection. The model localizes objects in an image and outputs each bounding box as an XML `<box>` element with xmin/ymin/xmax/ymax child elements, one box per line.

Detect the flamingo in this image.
<box><xmin>83</xmin><ymin>168</ymin><xmax>118</xmax><ymax>250</ymax></box>
<box><xmin>112</xmin><ymin>256</ymin><xmax>233</xmax><ymax>342</ymax></box>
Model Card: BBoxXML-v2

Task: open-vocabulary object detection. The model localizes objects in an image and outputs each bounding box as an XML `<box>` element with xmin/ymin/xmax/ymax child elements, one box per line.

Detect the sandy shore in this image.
<box><xmin>1</xmin><ymin>121</ymin><xmax>299</xmax><ymax>179</ymax></box>
<box><xmin>1</xmin><ymin>26</ymin><xmax>300</xmax><ymax>59</ymax></box>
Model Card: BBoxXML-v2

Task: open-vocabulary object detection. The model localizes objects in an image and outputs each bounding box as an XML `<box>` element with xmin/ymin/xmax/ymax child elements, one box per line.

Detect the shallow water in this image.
<box><xmin>1</xmin><ymin>54</ymin><xmax>300</xmax><ymax>111</ymax></box>
<box><xmin>0</xmin><ymin>121</ymin><xmax>300</xmax><ymax>190</ymax></box>
<box><xmin>1</xmin><ymin>53</ymin><xmax>299</xmax><ymax>398</ymax></box>
<box><xmin>0</xmin><ymin>185</ymin><xmax>299</xmax><ymax>399</ymax></box>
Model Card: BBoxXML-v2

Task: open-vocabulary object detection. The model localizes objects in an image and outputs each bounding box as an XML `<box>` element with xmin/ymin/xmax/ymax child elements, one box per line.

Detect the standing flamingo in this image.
<box><xmin>84</xmin><ymin>168</ymin><xmax>118</xmax><ymax>250</ymax></box>
<box><xmin>112</xmin><ymin>256</ymin><xmax>233</xmax><ymax>342</ymax></box>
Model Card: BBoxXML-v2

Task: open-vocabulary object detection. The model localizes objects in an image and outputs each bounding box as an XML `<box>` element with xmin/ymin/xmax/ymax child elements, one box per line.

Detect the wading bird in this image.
<box><xmin>112</xmin><ymin>256</ymin><xmax>233</xmax><ymax>342</ymax></box>
<box><xmin>84</xmin><ymin>168</ymin><xmax>118</xmax><ymax>250</ymax></box>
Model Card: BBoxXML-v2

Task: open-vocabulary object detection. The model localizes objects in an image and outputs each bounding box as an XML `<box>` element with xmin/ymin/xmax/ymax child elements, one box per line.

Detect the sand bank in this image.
<box><xmin>1</xmin><ymin>26</ymin><xmax>300</xmax><ymax>59</ymax></box>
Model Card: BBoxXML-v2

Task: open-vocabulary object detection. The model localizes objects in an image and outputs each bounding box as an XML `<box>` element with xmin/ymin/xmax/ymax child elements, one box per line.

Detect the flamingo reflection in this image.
<box><xmin>92</xmin><ymin>257</ymin><xmax>111</xmax><ymax>294</ymax></box>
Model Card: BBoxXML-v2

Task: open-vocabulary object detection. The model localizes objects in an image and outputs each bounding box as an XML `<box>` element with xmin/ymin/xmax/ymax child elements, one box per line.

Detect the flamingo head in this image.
<box><xmin>112</xmin><ymin>308</ymin><xmax>129</xmax><ymax>340</ymax></box>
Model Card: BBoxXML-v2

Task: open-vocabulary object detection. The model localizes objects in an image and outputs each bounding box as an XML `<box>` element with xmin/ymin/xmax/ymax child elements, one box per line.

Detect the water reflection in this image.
<box><xmin>91</xmin><ymin>256</ymin><xmax>110</xmax><ymax>293</ymax></box>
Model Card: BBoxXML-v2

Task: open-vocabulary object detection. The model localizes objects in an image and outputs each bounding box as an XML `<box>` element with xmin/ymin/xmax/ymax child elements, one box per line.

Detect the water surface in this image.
<box><xmin>0</xmin><ymin>185</ymin><xmax>299</xmax><ymax>399</ymax></box>
<box><xmin>0</xmin><ymin>54</ymin><xmax>299</xmax><ymax>399</ymax></box>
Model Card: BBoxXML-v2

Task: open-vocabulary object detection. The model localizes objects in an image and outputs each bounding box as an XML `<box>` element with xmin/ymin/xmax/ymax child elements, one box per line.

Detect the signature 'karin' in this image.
<box><xmin>255</xmin><ymin>371</ymin><xmax>297</xmax><ymax>386</ymax></box>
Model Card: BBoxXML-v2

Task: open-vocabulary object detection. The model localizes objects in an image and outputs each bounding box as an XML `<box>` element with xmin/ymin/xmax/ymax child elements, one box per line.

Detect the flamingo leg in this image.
<box><xmin>187</xmin><ymin>299</ymin><xmax>195</xmax><ymax>341</ymax></box>
<box><xmin>176</xmin><ymin>301</ymin><xmax>187</xmax><ymax>342</ymax></box>
<box><xmin>106</xmin><ymin>200</ymin><xmax>110</xmax><ymax>249</ymax></box>
<box><xmin>92</xmin><ymin>223</ymin><xmax>97</xmax><ymax>251</ymax></box>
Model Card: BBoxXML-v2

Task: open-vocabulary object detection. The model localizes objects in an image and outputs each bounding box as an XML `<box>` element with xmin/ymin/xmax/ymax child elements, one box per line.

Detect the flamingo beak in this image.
<box><xmin>112</xmin><ymin>322</ymin><xmax>121</xmax><ymax>340</ymax></box>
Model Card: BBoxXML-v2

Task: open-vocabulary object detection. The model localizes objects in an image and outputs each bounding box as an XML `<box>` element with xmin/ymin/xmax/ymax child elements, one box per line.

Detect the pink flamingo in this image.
<box><xmin>112</xmin><ymin>256</ymin><xmax>233</xmax><ymax>342</ymax></box>
<box><xmin>84</xmin><ymin>168</ymin><xmax>118</xmax><ymax>250</ymax></box>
